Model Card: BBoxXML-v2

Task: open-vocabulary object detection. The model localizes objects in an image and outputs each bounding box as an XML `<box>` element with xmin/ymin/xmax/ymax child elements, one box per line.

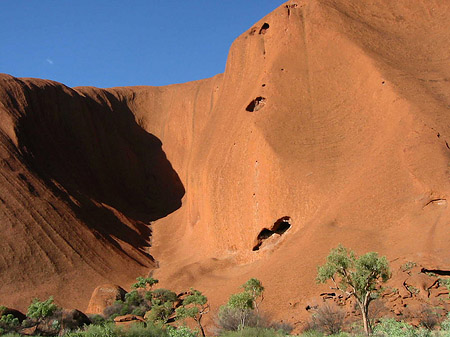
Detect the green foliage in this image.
<box><xmin>104</xmin><ymin>288</ymin><xmax>153</xmax><ymax>318</ymax></box>
<box><xmin>442</xmin><ymin>312</ymin><xmax>450</xmax><ymax>332</ymax></box>
<box><xmin>26</xmin><ymin>296</ymin><xmax>59</xmax><ymax>320</ymax></box>
<box><xmin>219</xmin><ymin>326</ymin><xmax>287</xmax><ymax>337</ymax></box>
<box><xmin>175</xmin><ymin>289</ymin><xmax>209</xmax><ymax>337</ymax></box>
<box><xmin>151</xmin><ymin>289</ymin><xmax>177</xmax><ymax>306</ymax></box>
<box><xmin>401</xmin><ymin>261</ymin><xmax>417</xmax><ymax>272</ymax></box>
<box><xmin>64</xmin><ymin>323</ymin><xmax>119</xmax><ymax>337</ymax></box>
<box><xmin>0</xmin><ymin>313</ymin><xmax>20</xmax><ymax>334</ymax></box>
<box><xmin>439</xmin><ymin>278</ymin><xmax>450</xmax><ymax>292</ymax></box>
<box><xmin>217</xmin><ymin>306</ymin><xmax>260</xmax><ymax>332</ymax></box>
<box><xmin>299</xmin><ymin>333</ymin><xmax>354</xmax><ymax>337</ymax></box>
<box><xmin>316</xmin><ymin>245</ymin><xmax>390</xmax><ymax>335</ymax></box>
<box><xmin>0</xmin><ymin>333</ymin><xmax>22</xmax><ymax>337</ymax></box>
<box><xmin>125</xmin><ymin>290</ymin><xmax>144</xmax><ymax>307</ymax></box>
<box><xmin>64</xmin><ymin>322</ymin><xmax>172</xmax><ymax>337</ymax></box>
<box><xmin>167</xmin><ymin>326</ymin><xmax>198</xmax><ymax>337</ymax></box>
<box><xmin>146</xmin><ymin>301</ymin><xmax>174</xmax><ymax>324</ymax></box>
<box><xmin>88</xmin><ymin>314</ymin><xmax>106</xmax><ymax>326</ymax></box>
<box><xmin>0</xmin><ymin>314</ymin><xmax>19</xmax><ymax>327</ymax></box>
<box><xmin>144</xmin><ymin>288</ymin><xmax>178</xmax><ymax>324</ymax></box>
<box><xmin>125</xmin><ymin>322</ymin><xmax>169</xmax><ymax>337</ymax></box>
<box><xmin>242</xmin><ymin>278</ymin><xmax>264</xmax><ymax>306</ymax></box>
<box><xmin>227</xmin><ymin>292</ymin><xmax>254</xmax><ymax>311</ymax></box>
<box><xmin>132</xmin><ymin>276</ymin><xmax>159</xmax><ymax>290</ymax></box>
<box><xmin>373</xmin><ymin>318</ymin><xmax>435</xmax><ymax>337</ymax></box>
<box><xmin>219</xmin><ymin>278</ymin><xmax>266</xmax><ymax>332</ymax></box>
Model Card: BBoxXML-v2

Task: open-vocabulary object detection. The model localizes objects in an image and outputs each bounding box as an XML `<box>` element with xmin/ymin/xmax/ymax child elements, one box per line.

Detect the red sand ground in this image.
<box><xmin>0</xmin><ymin>0</ymin><xmax>449</xmax><ymax>330</ymax></box>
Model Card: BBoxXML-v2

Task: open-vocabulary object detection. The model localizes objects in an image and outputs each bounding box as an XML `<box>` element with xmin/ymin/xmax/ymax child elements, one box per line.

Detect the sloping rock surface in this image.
<box><xmin>0</xmin><ymin>0</ymin><xmax>449</xmax><ymax>324</ymax></box>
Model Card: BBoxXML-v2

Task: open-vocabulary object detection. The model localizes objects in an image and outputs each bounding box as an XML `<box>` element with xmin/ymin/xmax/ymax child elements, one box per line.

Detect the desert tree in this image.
<box><xmin>242</xmin><ymin>278</ymin><xmax>264</xmax><ymax>313</ymax></box>
<box><xmin>176</xmin><ymin>289</ymin><xmax>209</xmax><ymax>337</ymax></box>
<box><xmin>132</xmin><ymin>276</ymin><xmax>159</xmax><ymax>291</ymax></box>
<box><xmin>316</xmin><ymin>245</ymin><xmax>390</xmax><ymax>335</ymax></box>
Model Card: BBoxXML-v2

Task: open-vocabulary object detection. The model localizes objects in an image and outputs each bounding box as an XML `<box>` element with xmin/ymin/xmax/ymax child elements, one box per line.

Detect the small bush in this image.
<box><xmin>124</xmin><ymin>290</ymin><xmax>144</xmax><ymax>307</ymax></box>
<box><xmin>125</xmin><ymin>322</ymin><xmax>168</xmax><ymax>337</ymax></box>
<box><xmin>103</xmin><ymin>301</ymin><xmax>125</xmax><ymax>319</ymax></box>
<box><xmin>219</xmin><ymin>326</ymin><xmax>286</xmax><ymax>337</ymax></box>
<box><xmin>309</xmin><ymin>303</ymin><xmax>345</xmax><ymax>335</ymax></box>
<box><xmin>216</xmin><ymin>306</ymin><xmax>262</xmax><ymax>332</ymax></box>
<box><xmin>0</xmin><ymin>314</ymin><xmax>20</xmax><ymax>334</ymax></box>
<box><xmin>441</xmin><ymin>312</ymin><xmax>450</xmax><ymax>331</ymax></box>
<box><xmin>401</xmin><ymin>261</ymin><xmax>417</xmax><ymax>272</ymax></box>
<box><xmin>88</xmin><ymin>314</ymin><xmax>106</xmax><ymax>325</ymax></box>
<box><xmin>417</xmin><ymin>305</ymin><xmax>440</xmax><ymax>330</ymax></box>
<box><xmin>151</xmin><ymin>289</ymin><xmax>177</xmax><ymax>306</ymax></box>
<box><xmin>0</xmin><ymin>333</ymin><xmax>22</xmax><ymax>337</ymax></box>
<box><xmin>373</xmin><ymin>318</ymin><xmax>435</xmax><ymax>337</ymax></box>
<box><xmin>64</xmin><ymin>323</ymin><xmax>119</xmax><ymax>337</ymax></box>
<box><xmin>167</xmin><ymin>325</ymin><xmax>198</xmax><ymax>337</ymax></box>
<box><xmin>269</xmin><ymin>321</ymin><xmax>293</xmax><ymax>334</ymax></box>
<box><xmin>27</xmin><ymin>296</ymin><xmax>59</xmax><ymax>320</ymax></box>
<box><xmin>146</xmin><ymin>302</ymin><xmax>174</xmax><ymax>324</ymax></box>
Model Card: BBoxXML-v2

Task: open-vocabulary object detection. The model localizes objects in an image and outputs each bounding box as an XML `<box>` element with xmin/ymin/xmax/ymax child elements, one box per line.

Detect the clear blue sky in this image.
<box><xmin>0</xmin><ymin>1</ymin><xmax>284</xmax><ymax>88</ymax></box>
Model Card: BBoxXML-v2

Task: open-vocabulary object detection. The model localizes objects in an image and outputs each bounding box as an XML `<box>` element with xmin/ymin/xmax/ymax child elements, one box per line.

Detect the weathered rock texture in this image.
<box><xmin>0</xmin><ymin>0</ymin><xmax>449</xmax><ymax>326</ymax></box>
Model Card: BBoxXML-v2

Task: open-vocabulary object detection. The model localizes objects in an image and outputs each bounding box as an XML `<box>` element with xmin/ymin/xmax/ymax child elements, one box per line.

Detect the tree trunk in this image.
<box><xmin>197</xmin><ymin>318</ymin><xmax>206</xmax><ymax>337</ymax></box>
<box><xmin>361</xmin><ymin>304</ymin><xmax>371</xmax><ymax>335</ymax></box>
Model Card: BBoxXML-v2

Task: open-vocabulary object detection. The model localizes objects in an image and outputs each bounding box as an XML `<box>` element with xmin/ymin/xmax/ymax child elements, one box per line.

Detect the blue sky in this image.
<box><xmin>0</xmin><ymin>1</ymin><xmax>284</xmax><ymax>88</ymax></box>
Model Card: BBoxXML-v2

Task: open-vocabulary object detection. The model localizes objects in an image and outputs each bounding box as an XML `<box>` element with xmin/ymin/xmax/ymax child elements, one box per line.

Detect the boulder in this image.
<box><xmin>61</xmin><ymin>309</ymin><xmax>91</xmax><ymax>331</ymax></box>
<box><xmin>114</xmin><ymin>314</ymin><xmax>145</xmax><ymax>328</ymax></box>
<box><xmin>86</xmin><ymin>284</ymin><xmax>126</xmax><ymax>315</ymax></box>
<box><xmin>405</xmin><ymin>273</ymin><xmax>438</xmax><ymax>293</ymax></box>
<box><xmin>114</xmin><ymin>314</ymin><xmax>145</xmax><ymax>323</ymax></box>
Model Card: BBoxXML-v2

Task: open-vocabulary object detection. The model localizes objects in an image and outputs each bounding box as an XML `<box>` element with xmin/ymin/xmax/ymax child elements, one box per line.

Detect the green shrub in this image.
<box><xmin>64</xmin><ymin>323</ymin><xmax>119</xmax><ymax>337</ymax></box>
<box><xmin>124</xmin><ymin>290</ymin><xmax>144</xmax><ymax>307</ymax></box>
<box><xmin>175</xmin><ymin>289</ymin><xmax>209</xmax><ymax>337</ymax></box>
<box><xmin>216</xmin><ymin>306</ymin><xmax>261</xmax><ymax>331</ymax></box>
<box><xmin>167</xmin><ymin>326</ymin><xmax>198</xmax><ymax>337</ymax></box>
<box><xmin>0</xmin><ymin>314</ymin><xmax>19</xmax><ymax>328</ymax></box>
<box><xmin>219</xmin><ymin>326</ymin><xmax>286</xmax><ymax>337</ymax></box>
<box><xmin>132</xmin><ymin>277</ymin><xmax>159</xmax><ymax>291</ymax></box>
<box><xmin>151</xmin><ymin>289</ymin><xmax>177</xmax><ymax>306</ymax></box>
<box><xmin>0</xmin><ymin>333</ymin><xmax>22</xmax><ymax>337</ymax></box>
<box><xmin>88</xmin><ymin>314</ymin><xmax>106</xmax><ymax>326</ymax></box>
<box><xmin>401</xmin><ymin>261</ymin><xmax>417</xmax><ymax>272</ymax></box>
<box><xmin>373</xmin><ymin>318</ymin><xmax>435</xmax><ymax>337</ymax></box>
<box><xmin>27</xmin><ymin>296</ymin><xmax>59</xmax><ymax>320</ymax></box>
<box><xmin>125</xmin><ymin>322</ymin><xmax>168</xmax><ymax>337</ymax></box>
<box><xmin>441</xmin><ymin>312</ymin><xmax>450</xmax><ymax>332</ymax></box>
<box><xmin>146</xmin><ymin>302</ymin><xmax>174</xmax><ymax>324</ymax></box>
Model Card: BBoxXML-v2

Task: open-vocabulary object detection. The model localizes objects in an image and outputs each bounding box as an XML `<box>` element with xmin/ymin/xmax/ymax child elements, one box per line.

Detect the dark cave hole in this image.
<box><xmin>252</xmin><ymin>216</ymin><xmax>291</xmax><ymax>251</ymax></box>
<box><xmin>246</xmin><ymin>97</ymin><xmax>266</xmax><ymax>112</ymax></box>
<box><xmin>259</xmin><ymin>23</ymin><xmax>270</xmax><ymax>34</ymax></box>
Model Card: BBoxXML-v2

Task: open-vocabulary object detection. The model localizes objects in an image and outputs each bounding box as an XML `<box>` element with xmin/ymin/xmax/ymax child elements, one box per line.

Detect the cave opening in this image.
<box><xmin>252</xmin><ymin>216</ymin><xmax>291</xmax><ymax>251</ymax></box>
<box><xmin>246</xmin><ymin>97</ymin><xmax>266</xmax><ymax>112</ymax></box>
<box><xmin>259</xmin><ymin>23</ymin><xmax>270</xmax><ymax>34</ymax></box>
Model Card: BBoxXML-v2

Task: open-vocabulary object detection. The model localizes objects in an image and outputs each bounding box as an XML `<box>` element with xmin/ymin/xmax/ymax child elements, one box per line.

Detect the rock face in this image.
<box><xmin>86</xmin><ymin>284</ymin><xmax>127</xmax><ymax>315</ymax></box>
<box><xmin>0</xmin><ymin>0</ymin><xmax>449</xmax><ymax>325</ymax></box>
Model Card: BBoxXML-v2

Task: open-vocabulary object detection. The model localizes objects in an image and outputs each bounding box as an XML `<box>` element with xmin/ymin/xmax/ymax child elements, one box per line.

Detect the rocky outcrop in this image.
<box><xmin>86</xmin><ymin>284</ymin><xmax>127</xmax><ymax>315</ymax></box>
<box><xmin>0</xmin><ymin>0</ymin><xmax>449</xmax><ymax>326</ymax></box>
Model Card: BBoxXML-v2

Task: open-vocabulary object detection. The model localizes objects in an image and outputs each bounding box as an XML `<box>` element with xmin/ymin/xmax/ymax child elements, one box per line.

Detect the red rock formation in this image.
<box><xmin>0</xmin><ymin>0</ymin><xmax>449</xmax><ymax>328</ymax></box>
<box><xmin>86</xmin><ymin>284</ymin><xmax>127</xmax><ymax>315</ymax></box>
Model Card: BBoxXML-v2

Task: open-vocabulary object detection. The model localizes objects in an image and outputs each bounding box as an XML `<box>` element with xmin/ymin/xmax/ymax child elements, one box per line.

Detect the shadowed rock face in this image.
<box><xmin>0</xmin><ymin>76</ymin><xmax>184</xmax><ymax>310</ymax></box>
<box><xmin>0</xmin><ymin>0</ymin><xmax>449</xmax><ymax>325</ymax></box>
